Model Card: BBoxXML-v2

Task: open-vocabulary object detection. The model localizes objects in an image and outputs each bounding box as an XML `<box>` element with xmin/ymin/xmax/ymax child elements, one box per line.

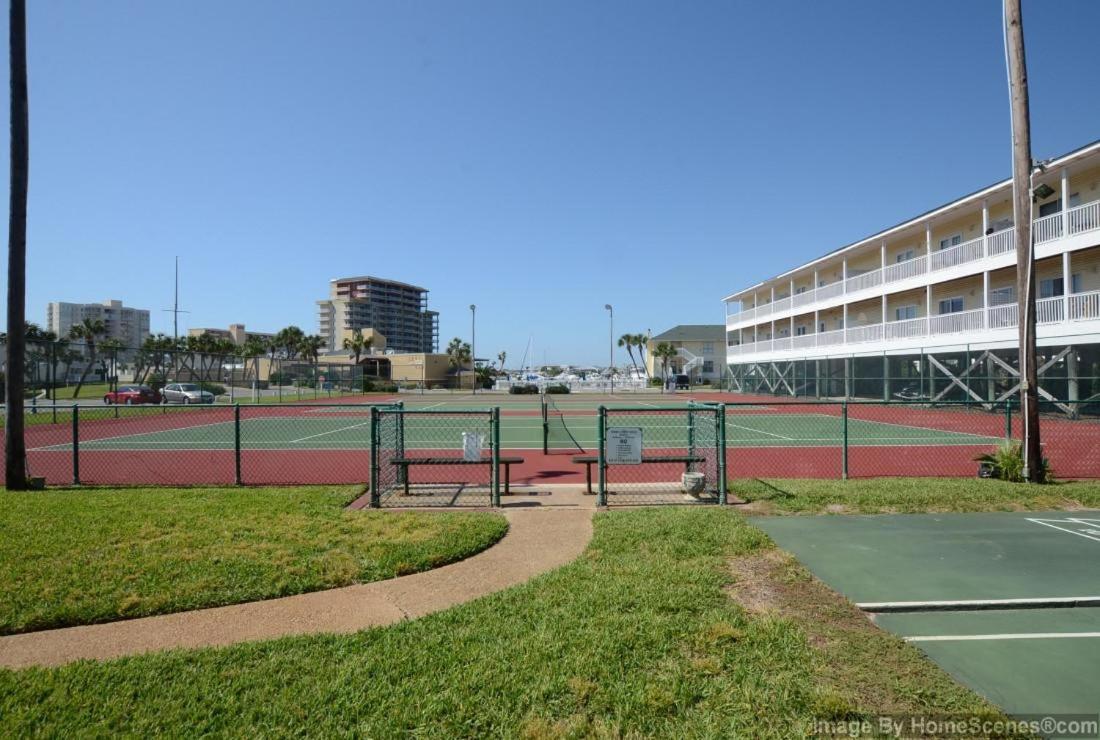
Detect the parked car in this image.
<box><xmin>103</xmin><ymin>385</ymin><xmax>161</xmax><ymax>405</ymax></box>
<box><xmin>891</xmin><ymin>383</ymin><xmax>926</xmax><ymax>401</ymax></box>
<box><xmin>674</xmin><ymin>374</ymin><xmax>691</xmax><ymax>390</ymax></box>
<box><xmin>161</xmin><ymin>383</ymin><xmax>215</xmax><ymax>404</ymax></box>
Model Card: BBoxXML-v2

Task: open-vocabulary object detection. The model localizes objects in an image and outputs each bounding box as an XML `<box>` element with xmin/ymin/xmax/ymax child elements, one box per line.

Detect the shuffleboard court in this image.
<box><xmin>753</xmin><ymin>511</ymin><xmax>1100</xmax><ymax>718</ymax></box>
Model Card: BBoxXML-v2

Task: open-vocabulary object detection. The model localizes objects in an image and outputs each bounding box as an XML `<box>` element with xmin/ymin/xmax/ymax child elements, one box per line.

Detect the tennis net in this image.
<box><xmin>542</xmin><ymin>393</ymin><xmax>585</xmax><ymax>453</ymax></box>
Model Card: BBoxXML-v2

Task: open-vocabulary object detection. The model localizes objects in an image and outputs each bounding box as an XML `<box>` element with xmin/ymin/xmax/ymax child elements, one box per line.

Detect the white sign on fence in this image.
<box><xmin>462</xmin><ymin>432</ymin><xmax>484</xmax><ymax>461</ymax></box>
<box><xmin>606</xmin><ymin>427</ymin><xmax>643</xmax><ymax>465</ymax></box>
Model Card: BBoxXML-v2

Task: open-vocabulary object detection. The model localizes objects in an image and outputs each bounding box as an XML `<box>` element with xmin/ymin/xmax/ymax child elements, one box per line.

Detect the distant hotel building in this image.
<box><xmin>47</xmin><ymin>299</ymin><xmax>151</xmax><ymax>349</ymax></box>
<box><xmin>723</xmin><ymin>139</ymin><xmax>1100</xmax><ymax>405</ymax></box>
<box><xmin>188</xmin><ymin>324</ymin><xmax>275</xmax><ymax>346</ymax></box>
<box><xmin>317</xmin><ymin>276</ymin><xmax>439</xmax><ymax>354</ymax></box>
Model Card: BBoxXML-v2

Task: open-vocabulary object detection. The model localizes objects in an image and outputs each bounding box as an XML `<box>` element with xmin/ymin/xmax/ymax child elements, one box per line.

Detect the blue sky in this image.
<box><xmin>2</xmin><ymin>0</ymin><xmax>1099</xmax><ymax>365</ymax></box>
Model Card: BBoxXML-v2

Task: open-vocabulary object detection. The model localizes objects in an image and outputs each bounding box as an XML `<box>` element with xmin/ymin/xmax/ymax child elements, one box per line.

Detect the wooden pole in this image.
<box><xmin>5</xmin><ymin>0</ymin><xmax>29</xmax><ymax>489</ymax></box>
<box><xmin>1004</xmin><ymin>0</ymin><xmax>1042</xmax><ymax>481</ymax></box>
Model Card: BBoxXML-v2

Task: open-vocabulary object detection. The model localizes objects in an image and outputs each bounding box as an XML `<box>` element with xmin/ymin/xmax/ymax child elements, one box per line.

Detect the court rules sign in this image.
<box><xmin>607</xmin><ymin>427</ymin><xmax>643</xmax><ymax>464</ymax></box>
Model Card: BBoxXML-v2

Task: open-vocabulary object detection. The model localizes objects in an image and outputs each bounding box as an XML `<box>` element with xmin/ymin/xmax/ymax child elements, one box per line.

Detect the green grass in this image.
<box><xmin>0</xmin><ymin>507</ymin><xmax>1004</xmax><ymax>736</ymax></box>
<box><xmin>0</xmin><ymin>486</ymin><xmax>507</xmax><ymax>635</ymax></box>
<box><xmin>734</xmin><ymin>476</ymin><xmax>1100</xmax><ymax>514</ymax></box>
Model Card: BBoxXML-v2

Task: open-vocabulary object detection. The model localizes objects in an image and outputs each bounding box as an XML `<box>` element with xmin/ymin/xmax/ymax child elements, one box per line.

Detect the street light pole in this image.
<box><xmin>470</xmin><ymin>304</ymin><xmax>476</xmax><ymax>395</ymax></box>
<box><xmin>604</xmin><ymin>304</ymin><xmax>613</xmax><ymax>394</ymax></box>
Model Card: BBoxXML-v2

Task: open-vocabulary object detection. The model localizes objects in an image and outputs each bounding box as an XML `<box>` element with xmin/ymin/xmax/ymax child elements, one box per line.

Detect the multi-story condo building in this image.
<box><xmin>317</xmin><ymin>276</ymin><xmax>439</xmax><ymax>354</ymax></box>
<box><xmin>187</xmin><ymin>324</ymin><xmax>275</xmax><ymax>347</ymax></box>
<box><xmin>723</xmin><ymin>139</ymin><xmax>1100</xmax><ymax>408</ymax></box>
<box><xmin>645</xmin><ymin>325</ymin><xmax>725</xmax><ymax>383</ymax></box>
<box><xmin>47</xmin><ymin>299</ymin><xmax>151</xmax><ymax>349</ymax></box>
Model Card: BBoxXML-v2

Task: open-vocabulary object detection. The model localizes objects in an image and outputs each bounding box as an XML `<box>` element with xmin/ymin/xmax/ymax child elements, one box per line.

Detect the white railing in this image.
<box><xmin>987</xmin><ymin>303</ymin><xmax>1018</xmax><ymax>329</ymax></box>
<box><xmin>772</xmin><ymin>297</ymin><xmax>791</xmax><ymax>314</ymax></box>
<box><xmin>792</xmin><ymin>291</ymin><xmax>816</xmax><ymax>308</ymax></box>
<box><xmin>1033</xmin><ymin>212</ymin><xmax>1063</xmax><ymax>244</ymax></box>
<box><xmin>1036</xmin><ymin>296</ymin><xmax>1064</xmax><ymax>324</ymax></box>
<box><xmin>987</xmin><ymin>228</ymin><xmax>1015</xmax><ymax>256</ymax></box>
<box><xmin>929</xmin><ymin>235</ymin><xmax>984</xmax><ymax>272</ymax></box>
<box><xmin>816</xmin><ymin>328</ymin><xmax>845</xmax><ymax>347</ymax></box>
<box><xmin>792</xmin><ymin>333</ymin><xmax>817</xmax><ymax>349</ymax></box>
<box><xmin>1069</xmin><ymin>290</ymin><xmax>1100</xmax><ymax>321</ymax></box>
<box><xmin>816</xmin><ymin>280</ymin><xmax>845</xmax><ymax>301</ymax></box>
<box><xmin>756</xmin><ymin>303</ymin><xmax>772</xmax><ymax>319</ymax></box>
<box><xmin>884</xmin><ymin>316</ymin><xmax>927</xmax><ymax>340</ymax></box>
<box><xmin>882</xmin><ymin>255</ymin><xmax>926</xmax><ymax>284</ymax></box>
<box><xmin>1068</xmin><ymin>200</ymin><xmax>1100</xmax><ymax>236</ymax></box>
<box><xmin>845</xmin><ymin>323</ymin><xmax>883</xmax><ymax>344</ymax></box>
<box><xmin>928</xmin><ymin>308</ymin><xmax>984</xmax><ymax>335</ymax></box>
<box><xmin>845</xmin><ymin>268</ymin><xmax>882</xmax><ymax>294</ymax></box>
<box><xmin>773</xmin><ymin>336</ymin><xmax>791</xmax><ymax>352</ymax></box>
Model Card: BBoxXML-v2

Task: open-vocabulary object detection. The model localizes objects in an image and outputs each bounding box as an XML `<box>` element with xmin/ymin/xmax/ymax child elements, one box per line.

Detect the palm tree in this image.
<box><xmin>497</xmin><ymin>350</ymin><xmax>507</xmax><ymax>372</ymax></box>
<box><xmin>240</xmin><ymin>335</ymin><xmax>268</xmax><ymax>388</ymax></box>
<box><xmin>5</xmin><ymin>0</ymin><xmax>29</xmax><ymax>487</ymax></box>
<box><xmin>634</xmin><ymin>333</ymin><xmax>650</xmax><ymax>377</ymax></box>
<box><xmin>273</xmin><ymin>326</ymin><xmax>305</xmax><ymax>360</ymax></box>
<box><xmin>618</xmin><ymin>334</ymin><xmax>639</xmax><ymax>376</ymax></box>
<box><xmin>653</xmin><ymin>342</ymin><xmax>678</xmax><ymax>383</ymax></box>
<box><xmin>342</xmin><ymin>328</ymin><xmax>370</xmax><ymax>365</ymax></box>
<box><xmin>446</xmin><ymin>337</ymin><xmax>472</xmax><ymax>373</ymax></box>
<box><xmin>299</xmin><ymin>334</ymin><xmax>325</xmax><ymax>365</ymax></box>
<box><xmin>69</xmin><ymin>318</ymin><xmax>106</xmax><ymax>398</ymax></box>
<box><xmin>98</xmin><ymin>338</ymin><xmax>125</xmax><ymax>390</ymax></box>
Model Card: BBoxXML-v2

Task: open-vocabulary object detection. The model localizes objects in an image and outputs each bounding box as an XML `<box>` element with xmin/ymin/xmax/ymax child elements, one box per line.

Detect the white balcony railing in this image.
<box><xmin>928</xmin><ymin>307</ymin><xmax>985</xmax><ymax>335</ymax></box>
<box><xmin>792</xmin><ymin>291</ymin><xmax>816</xmax><ymax>308</ymax></box>
<box><xmin>987</xmin><ymin>303</ymin><xmax>1018</xmax><ymax>329</ymax></box>
<box><xmin>792</xmin><ymin>333</ymin><xmax>817</xmax><ymax>349</ymax></box>
<box><xmin>929</xmin><ymin>235</ymin><xmax>985</xmax><ymax>272</ymax></box>
<box><xmin>772</xmin><ymin>297</ymin><xmax>791</xmax><ymax>314</ymax></box>
<box><xmin>773</xmin><ymin>336</ymin><xmax>791</xmax><ymax>352</ymax></box>
<box><xmin>816</xmin><ymin>328</ymin><xmax>845</xmax><ymax>347</ymax></box>
<box><xmin>882</xmin><ymin>255</ymin><xmax>926</xmax><ymax>284</ymax></box>
<box><xmin>1033</xmin><ymin>212</ymin><xmax>1064</xmax><ymax>244</ymax></box>
<box><xmin>1036</xmin><ymin>296</ymin><xmax>1064</xmax><ymax>324</ymax></box>
<box><xmin>756</xmin><ymin>303</ymin><xmax>772</xmax><ymax>319</ymax></box>
<box><xmin>845</xmin><ymin>268</ymin><xmax>882</xmax><ymax>294</ymax></box>
<box><xmin>885</xmin><ymin>316</ymin><xmax>927</xmax><ymax>340</ymax></box>
<box><xmin>816</xmin><ymin>280</ymin><xmax>845</xmax><ymax>302</ymax></box>
<box><xmin>845</xmin><ymin>323</ymin><xmax>883</xmax><ymax>344</ymax></box>
<box><xmin>1069</xmin><ymin>290</ymin><xmax>1100</xmax><ymax>321</ymax></box>
<box><xmin>986</xmin><ymin>228</ymin><xmax>1015</xmax><ymax>256</ymax></box>
<box><xmin>1068</xmin><ymin>200</ymin><xmax>1100</xmax><ymax>236</ymax></box>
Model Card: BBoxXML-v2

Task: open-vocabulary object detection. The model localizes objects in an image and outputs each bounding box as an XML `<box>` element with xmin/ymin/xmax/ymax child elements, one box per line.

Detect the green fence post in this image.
<box><xmin>841</xmin><ymin>401</ymin><xmax>849</xmax><ymax>480</ymax></box>
<box><xmin>1004</xmin><ymin>399</ymin><xmax>1012</xmax><ymax>440</ymax></box>
<box><xmin>52</xmin><ymin>402</ymin><xmax>56</xmax><ymax>425</ymax></box>
<box><xmin>717</xmin><ymin>404</ymin><xmax>727</xmax><ymax>505</ymax></box>
<box><xmin>370</xmin><ymin>406</ymin><xmax>380</xmax><ymax>508</ymax></box>
<box><xmin>541</xmin><ymin>395</ymin><xmax>549</xmax><ymax>455</ymax></box>
<box><xmin>395</xmin><ymin>402</ymin><xmax>406</xmax><ymax>485</ymax></box>
<box><xmin>597</xmin><ymin>405</ymin><xmax>607</xmax><ymax>506</ymax></box>
<box><xmin>234</xmin><ymin>404</ymin><xmax>242</xmax><ymax>485</ymax></box>
<box><xmin>71</xmin><ymin>404</ymin><xmax>80</xmax><ymax>485</ymax></box>
<box><xmin>687</xmin><ymin>405</ymin><xmax>696</xmax><ymax>471</ymax></box>
<box><xmin>492</xmin><ymin>408</ymin><xmax>501</xmax><ymax>507</ymax></box>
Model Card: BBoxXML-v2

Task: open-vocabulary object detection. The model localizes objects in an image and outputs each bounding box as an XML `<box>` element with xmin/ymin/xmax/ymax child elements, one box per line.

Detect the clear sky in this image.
<box><xmin>2</xmin><ymin>0</ymin><xmax>1099</xmax><ymax>365</ymax></box>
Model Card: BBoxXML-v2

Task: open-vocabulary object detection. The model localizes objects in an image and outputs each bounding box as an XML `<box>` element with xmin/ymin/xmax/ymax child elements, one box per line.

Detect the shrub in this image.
<box><xmin>544</xmin><ymin>384</ymin><xmax>570</xmax><ymax>394</ymax></box>
<box><xmin>508</xmin><ymin>384</ymin><xmax>539</xmax><ymax>395</ymax></box>
<box><xmin>975</xmin><ymin>441</ymin><xmax>1053</xmax><ymax>483</ymax></box>
<box><xmin>197</xmin><ymin>382</ymin><xmax>226</xmax><ymax>397</ymax></box>
<box><xmin>649</xmin><ymin>376</ymin><xmax>664</xmax><ymax>387</ymax></box>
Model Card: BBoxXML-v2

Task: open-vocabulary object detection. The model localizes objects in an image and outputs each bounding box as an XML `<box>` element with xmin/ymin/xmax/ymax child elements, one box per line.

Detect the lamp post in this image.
<box><xmin>470</xmin><ymin>304</ymin><xmax>476</xmax><ymax>394</ymax></box>
<box><xmin>604</xmin><ymin>304</ymin><xmax>613</xmax><ymax>393</ymax></box>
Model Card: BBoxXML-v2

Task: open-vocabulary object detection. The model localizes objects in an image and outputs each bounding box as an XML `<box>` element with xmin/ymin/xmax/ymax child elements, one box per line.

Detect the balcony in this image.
<box><xmin>728</xmin><ymin>289</ymin><xmax>1100</xmax><ymax>360</ymax></box>
<box><xmin>725</xmin><ymin>199</ymin><xmax>1100</xmax><ymax>325</ymax></box>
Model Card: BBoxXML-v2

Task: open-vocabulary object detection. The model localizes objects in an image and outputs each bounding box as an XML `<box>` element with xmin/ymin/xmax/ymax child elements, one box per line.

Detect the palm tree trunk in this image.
<box><xmin>71</xmin><ymin>345</ymin><xmax>95</xmax><ymax>399</ymax></box>
<box><xmin>4</xmin><ymin>0</ymin><xmax>28</xmax><ymax>488</ymax></box>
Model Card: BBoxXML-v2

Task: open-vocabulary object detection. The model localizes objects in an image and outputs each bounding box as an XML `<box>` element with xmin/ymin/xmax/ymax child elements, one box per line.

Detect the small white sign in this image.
<box><xmin>462</xmin><ymin>432</ymin><xmax>484</xmax><ymax>461</ymax></box>
<box><xmin>606</xmin><ymin>427</ymin><xmax>643</xmax><ymax>465</ymax></box>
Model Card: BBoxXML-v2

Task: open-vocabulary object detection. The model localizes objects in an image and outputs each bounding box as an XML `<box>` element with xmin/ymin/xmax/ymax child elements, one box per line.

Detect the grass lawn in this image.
<box><xmin>0</xmin><ymin>486</ymin><xmax>507</xmax><ymax>635</ymax></box>
<box><xmin>0</xmin><ymin>505</ymin><xmax>1008</xmax><ymax>736</ymax></box>
<box><xmin>733</xmin><ymin>476</ymin><xmax>1100</xmax><ymax>514</ymax></box>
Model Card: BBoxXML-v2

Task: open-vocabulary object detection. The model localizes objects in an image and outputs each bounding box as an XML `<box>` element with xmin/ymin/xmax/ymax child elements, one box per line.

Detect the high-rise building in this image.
<box><xmin>47</xmin><ymin>299</ymin><xmax>151</xmax><ymax>349</ymax></box>
<box><xmin>317</xmin><ymin>276</ymin><xmax>439</xmax><ymax>353</ymax></box>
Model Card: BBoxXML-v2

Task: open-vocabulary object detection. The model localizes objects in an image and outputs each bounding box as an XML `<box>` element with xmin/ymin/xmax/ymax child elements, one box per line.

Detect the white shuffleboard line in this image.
<box><xmin>907</xmin><ymin>632</ymin><xmax>1100</xmax><ymax>643</ymax></box>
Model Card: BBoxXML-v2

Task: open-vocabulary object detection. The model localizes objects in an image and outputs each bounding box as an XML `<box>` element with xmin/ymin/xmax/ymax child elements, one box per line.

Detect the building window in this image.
<box><xmin>795</xmin><ymin>286</ymin><xmax>806</xmax><ymax>294</ymax></box>
<box><xmin>895</xmin><ymin>305</ymin><xmax>917</xmax><ymax>321</ymax></box>
<box><xmin>796</xmin><ymin>326</ymin><xmax>807</xmax><ymax>336</ymax></box>
<box><xmin>938</xmin><ymin>234</ymin><xmax>962</xmax><ymax>250</ymax></box>
<box><xmin>1040</xmin><ymin>274</ymin><xmax>1083</xmax><ymax>298</ymax></box>
<box><xmin>896</xmin><ymin>249</ymin><xmax>915</xmax><ymax>263</ymax></box>
<box><xmin>1038</xmin><ymin>193</ymin><xmax>1079</xmax><ymax>218</ymax></box>
<box><xmin>938</xmin><ymin>297</ymin><xmax>964</xmax><ymax>314</ymax></box>
<box><xmin>702</xmin><ymin>361</ymin><xmax>714</xmax><ymax>374</ymax></box>
<box><xmin>701</xmin><ymin>342</ymin><xmax>714</xmax><ymax>355</ymax></box>
<box><xmin>989</xmin><ymin>286</ymin><xmax>1015</xmax><ymax>305</ymax></box>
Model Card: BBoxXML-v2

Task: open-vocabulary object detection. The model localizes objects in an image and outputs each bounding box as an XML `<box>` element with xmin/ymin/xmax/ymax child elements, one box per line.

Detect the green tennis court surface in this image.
<box><xmin>754</xmin><ymin>511</ymin><xmax>1100</xmax><ymax>718</ymax></box>
<box><xmin>34</xmin><ymin>411</ymin><xmax>1004</xmax><ymax>452</ymax></box>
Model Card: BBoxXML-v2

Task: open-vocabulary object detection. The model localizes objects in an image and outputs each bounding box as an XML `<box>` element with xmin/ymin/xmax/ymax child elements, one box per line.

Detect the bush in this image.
<box><xmin>508</xmin><ymin>384</ymin><xmax>539</xmax><ymax>395</ymax></box>
<box><xmin>197</xmin><ymin>382</ymin><xmax>226</xmax><ymax>397</ymax></box>
<box><xmin>649</xmin><ymin>377</ymin><xmax>664</xmax><ymax>387</ymax></box>
<box><xmin>975</xmin><ymin>441</ymin><xmax>1054</xmax><ymax>483</ymax></box>
<box><xmin>544</xmin><ymin>384</ymin><xmax>570</xmax><ymax>394</ymax></box>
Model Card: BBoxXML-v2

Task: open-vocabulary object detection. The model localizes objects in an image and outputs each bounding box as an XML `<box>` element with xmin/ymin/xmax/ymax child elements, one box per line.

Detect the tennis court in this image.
<box><xmin>754</xmin><ymin>511</ymin><xmax>1100</xmax><ymax>718</ymax></box>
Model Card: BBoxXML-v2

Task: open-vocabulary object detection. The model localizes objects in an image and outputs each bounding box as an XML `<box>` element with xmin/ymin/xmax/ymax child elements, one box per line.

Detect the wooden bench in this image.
<box><xmin>571</xmin><ymin>454</ymin><xmax>706</xmax><ymax>495</ymax></box>
<box><xmin>391</xmin><ymin>456</ymin><xmax>525</xmax><ymax>496</ymax></box>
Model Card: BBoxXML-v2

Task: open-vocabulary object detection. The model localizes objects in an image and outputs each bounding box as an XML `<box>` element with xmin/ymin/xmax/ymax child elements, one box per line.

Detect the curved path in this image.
<box><xmin>0</xmin><ymin>490</ymin><xmax>595</xmax><ymax>669</ymax></box>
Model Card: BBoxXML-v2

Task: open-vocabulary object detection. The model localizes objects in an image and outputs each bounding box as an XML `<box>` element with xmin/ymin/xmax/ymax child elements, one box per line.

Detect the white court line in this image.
<box><xmin>858</xmin><ymin>596</ymin><xmax>1100</xmax><ymax>612</ymax></box>
<box><xmin>724</xmin><ymin>422</ymin><xmax>793</xmax><ymax>440</ymax></box>
<box><xmin>289</xmin><ymin>421</ymin><xmax>372</xmax><ymax>443</ymax></box>
<box><xmin>787</xmin><ymin>412</ymin><xmax>1001</xmax><ymax>442</ymax></box>
<box><xmin>1028</xmin><ymin>518</ymin><xmax>1100</xmax><ymax>544</ymax></box>
<box><xmin>907</xmin><ymin>632</ymin><xmax>1100</xmax><ymax>643</ymax></box>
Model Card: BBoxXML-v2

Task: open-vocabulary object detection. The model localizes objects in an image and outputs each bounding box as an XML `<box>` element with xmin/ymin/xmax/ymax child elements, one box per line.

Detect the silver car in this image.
<box><xmin>161</xmin><ymin>383</ymin><xmax>215</xmax><ymax>404</ymax></box>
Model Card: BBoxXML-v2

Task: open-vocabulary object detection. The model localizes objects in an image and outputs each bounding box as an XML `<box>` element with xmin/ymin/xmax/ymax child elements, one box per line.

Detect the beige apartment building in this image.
<box><xmin>187</xmin><ymin>324</ymin><xmax>275</xmax><ymax>346</ymax></box>
<box><xmin>317</xmin><ymin>276</ymin><xmax>439</xmax><ymax>354</ymax></box>
<box><xmin>646</xmin><ymin>325</ymin><xmax>725</xmax><ymax>382</ymax></box>
<box><xmin>47</xmin><ymin>299</ymin><xmax>150</xmax><ymax>349</ymax></box>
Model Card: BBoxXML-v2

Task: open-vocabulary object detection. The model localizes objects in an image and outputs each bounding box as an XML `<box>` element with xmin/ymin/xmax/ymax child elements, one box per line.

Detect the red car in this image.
<box><xmin>103</xmin><ymin>385</ymin><xmax>162</xmax><ymax>405</ymax></box>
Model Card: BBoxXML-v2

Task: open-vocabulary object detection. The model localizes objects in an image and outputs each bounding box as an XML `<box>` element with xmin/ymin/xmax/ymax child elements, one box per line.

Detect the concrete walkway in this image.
<box><xmin>0</xmin><ymin>487</ymin><xmax>595</xmax><ymax>669</ymax></box>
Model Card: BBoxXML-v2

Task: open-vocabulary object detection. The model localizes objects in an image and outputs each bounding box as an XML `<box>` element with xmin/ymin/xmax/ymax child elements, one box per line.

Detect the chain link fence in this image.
<box><xmin>370</xmin><ymin>407</ymin><xmax>500</xmax><ymax>508</ymax></box>
<box><xmin>594</xmin><ymin>403</ymin><xmax>727</xmax><ymax>506</ymax></box>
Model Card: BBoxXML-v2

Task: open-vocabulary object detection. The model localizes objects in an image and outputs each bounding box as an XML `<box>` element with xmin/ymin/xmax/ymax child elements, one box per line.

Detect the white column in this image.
<box><xmin>842</xmin><ymin>258</ymin><xmax>848</xmax><ymax>293</ymax></box>
<box><xmin>1063</xmin><ymin>251</ymin><xmax>1071</xmax><ymax>321</ymax></box>
<box><xmin>880</xmin><ymin>240</ymin><xmax>886</xmax><ymax>271</ymax></box>
<box><xmin>982</xmin><ymin>270</ymin><xmax>990</xmax><ymax>328</ymax></box>
<box><xmin>925</xmin><ymin>221</ymin><xmax>932</xmax><ymax>258</ymax></box>
<box><xmin>925</xmin><ymin>285</ymin><xmax>932</xmax><ymax>333</ymax></box>
<box><xmin>1062</xmin><ymin>167</ymin><xmax>1070</xmax><ymax>237</ymax></box>
<box><xmin>981</xmin><ymin>200</ymin><xmax>989</xmax><ymax>255</ymax></box>
<box><xmin>881</xmin><ymin>293</ymin><xmax>887</xmax><ymax>326</ymax></box>
<box><xmin>814</xmin><ymin>309</ymin><xmax>820</xmax><ymax>344</ymax></box>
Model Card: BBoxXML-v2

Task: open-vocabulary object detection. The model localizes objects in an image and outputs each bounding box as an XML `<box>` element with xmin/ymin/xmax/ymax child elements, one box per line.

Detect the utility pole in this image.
<box><xmin>163</xmin><ymin>256</ymin><xmax>189</xmax><ymax>343</ymax></box>
<box><xmin>1004</xmin><ymin>0</ymin><xmax>1042</xmax><ymax>481</ymax></box>
<box><xmin>469</xmin><ymin>304</ymin><xmax>476</xmax><ymax>394</ymax></box>
<box><xmin>5</xmin><ymin>0</ymin><xmax>29</xmax><ymax>489</ymax></box>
